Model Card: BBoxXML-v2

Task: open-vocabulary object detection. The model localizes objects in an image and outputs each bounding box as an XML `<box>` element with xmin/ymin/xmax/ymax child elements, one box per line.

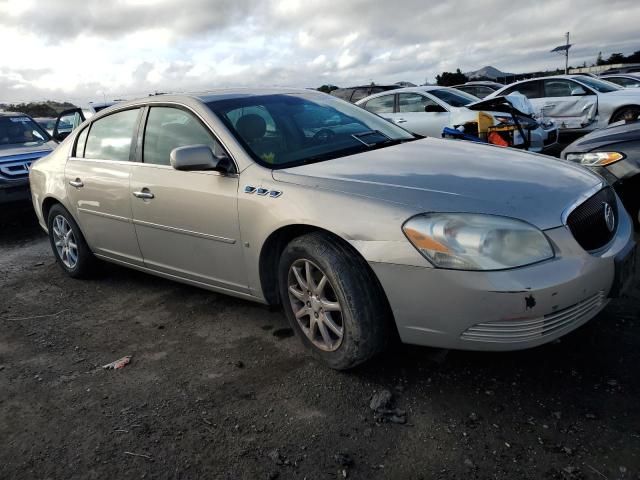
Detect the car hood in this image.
<box><xmin>273</xmin><ymin>138</ymin><xmax>602</xmax><ymax>230</ymax></box>
<box><xmin>0</xmin><ymin>141</ymin><xmax>55</xmax><ymax>159</ymax></box>
<box><xmin>561</xmin><ymin>120</ymin><xmax>640</xmax><ymax>155</ymax></box>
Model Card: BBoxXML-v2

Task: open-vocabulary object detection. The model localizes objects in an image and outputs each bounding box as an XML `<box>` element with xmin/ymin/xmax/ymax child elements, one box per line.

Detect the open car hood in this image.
<box><xmin>467</xmin><ymin>95</ymin><xmax>531</xmax><ymax>116</ymax></box>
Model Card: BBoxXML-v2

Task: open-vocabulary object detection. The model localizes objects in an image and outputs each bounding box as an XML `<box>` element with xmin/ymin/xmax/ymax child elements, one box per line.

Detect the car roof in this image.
<box><xmin>0</xmin><ymin>111</ymin><xmax>35</xmax><ymax>118</ymax></box>
<box><xmin>72</xmin><ymin>88</ymin><xmax>329</xmax><ymax>118</ymax></box>
<box><xmin>455</xmin><ymin>81</ymin><xmax>503</xmax><ymax>88</ymax></box>
<box><xmin>601</xmin><ymin>73</ymin><xmax>640</xmax><ymax>79</ymax></box>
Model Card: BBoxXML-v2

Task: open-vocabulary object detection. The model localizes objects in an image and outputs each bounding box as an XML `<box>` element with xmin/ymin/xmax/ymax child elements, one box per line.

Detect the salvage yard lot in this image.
<box><xmin>1</xmin><ymin>204</ymin><xmax>639</xmax><ymax>480</ymax></box>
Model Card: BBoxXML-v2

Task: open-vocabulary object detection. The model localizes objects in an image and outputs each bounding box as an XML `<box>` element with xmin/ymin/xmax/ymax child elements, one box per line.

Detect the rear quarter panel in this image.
<box><xmin>29</xmin><ymin>139</ymin><xmax>73</xmax><ymax>231</ymax></box>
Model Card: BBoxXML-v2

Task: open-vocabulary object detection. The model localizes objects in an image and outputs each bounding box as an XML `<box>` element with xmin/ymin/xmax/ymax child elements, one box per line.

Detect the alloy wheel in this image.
<box><xmin>52</xmin><ymin>215</ymin><xmax>78</xmax><ymax>269</ymax></box>
<box><xmin>287</xmin><ymin>259</ymin><xmax>344</xmax><ymax>352</ymax></box>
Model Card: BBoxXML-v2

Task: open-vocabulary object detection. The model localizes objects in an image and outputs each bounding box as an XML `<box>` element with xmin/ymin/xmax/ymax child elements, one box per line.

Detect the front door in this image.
<box><xmin>65</xmin><ymin>107</ymin><xmax>144</xmax><ymax>265</ymax></box>
<box><xmin>538</xmin><ymin>79</ymin><xmax>597</xmax><ymax>129</ymax></box>
<box><xmin>129</xmin><ymin>106</ymin><xmax>248</xmax><ymax>293</ymax></box>
<box><xmin>395</xmin><ymin>92</ymin><xmax>450</xmax><ymax>137</ymax></box>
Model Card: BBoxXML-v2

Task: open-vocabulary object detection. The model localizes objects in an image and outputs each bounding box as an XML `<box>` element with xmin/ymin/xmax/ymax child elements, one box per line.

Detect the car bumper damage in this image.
<box><xmin>369</xmin><ymin>206</ymin><xmax>636</xmax><ymax>351</ymax></box>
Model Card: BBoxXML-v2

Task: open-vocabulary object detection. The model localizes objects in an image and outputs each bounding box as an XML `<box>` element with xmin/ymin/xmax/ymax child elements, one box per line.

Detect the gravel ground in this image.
<box><xmin>1</xmin><ymin>203</ymin><xmax>639</xmax><ymax>480</ymax></box>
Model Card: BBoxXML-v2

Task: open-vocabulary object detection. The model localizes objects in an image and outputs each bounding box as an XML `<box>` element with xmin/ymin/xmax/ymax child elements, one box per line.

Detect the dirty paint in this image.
<box><xmin>525</xmin><ymin>294</ymin><xmax>537</xmax><ymax>310</ymax></box>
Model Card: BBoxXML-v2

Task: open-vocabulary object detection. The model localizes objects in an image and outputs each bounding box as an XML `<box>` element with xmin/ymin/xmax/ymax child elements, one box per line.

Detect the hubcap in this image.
<box><xmin>52</xmin><ymin>215</ymin><xmax>78</xmax><ymax>269</ymax></box>
<box><xmin>287</xmin><ymin>259</ymin><xmax>344</xmax><ymax>352</ymax></box>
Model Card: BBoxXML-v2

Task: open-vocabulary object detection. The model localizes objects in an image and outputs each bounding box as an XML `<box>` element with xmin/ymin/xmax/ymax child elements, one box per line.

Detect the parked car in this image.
<box><xmin>562</xmin><ymin>120</ymin><xmax>640</xmax><ymax>229</ymax></box>
<box><xmin>34</xmin><ymin>117</ymin><xmax>57</xmax><ymax>136</ymax></box>
<box><xmin>356</xmin><ymin>86</ymin><xmax>558</xmax><ymax>152</ymax></box>
<box><xmin>452</xmin><ymin>81</ymin><xmax>503</xmax><ymax>99</ymax></box>
<box><xmin>599</xmin><ymin>65</ymin><xmax>640</xmax><ymax>75</ymax></box>
<box><xmin>51</xmin><ymin>101</ymin><xmax>118</xmax><ymax>141</ymax></box>
<box><xmin>30</xmin><ymin>89</ymin><xmax>636</xmax><ymax>369</ymax></box>
<box><xmin>600</xmin><ymin>74</ymin><xmax>640</xmax><ymax>89</ymax></box>
<box><xmin>1</xmin><ymin>112</ymin><xmax>57</xmax><ymax>204</ymax></box>
<box><xmin>330</xmin><ymin>84</ymin><xmax>400</xmax><ymax>103</ymax></box>
<box><xmin>489</xmin><ymin>75</ymin><xmax>640</xmax><ymax>131</ymax></box>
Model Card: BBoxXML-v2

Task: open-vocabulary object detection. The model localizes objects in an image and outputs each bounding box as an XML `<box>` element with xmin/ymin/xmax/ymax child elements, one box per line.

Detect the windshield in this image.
<box><xmin>207</xmin><ymin>93</ymin><xmax>415</xmax><ymax>168</ymax></box>
<box><xmin>428</xmin><ymin>88</ymin><xmax>479</xmax><ymax>107</ymax></box>
<box><xmin>572</xmin><ymin>76</ymin><xmax>621</xmax><ymax>93</ymax></box>
<box><xmin>0</xmin><ymin>116</ymin><xmax>50</xmax><ymax>147</ymax></box>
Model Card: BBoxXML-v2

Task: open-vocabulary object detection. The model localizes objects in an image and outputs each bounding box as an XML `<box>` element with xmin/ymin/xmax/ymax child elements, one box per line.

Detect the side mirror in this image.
<box><xmin>571</xmin><ymin>86</ymin><xmax>587</xmax><ymax>96</ymax></box>
<box><xmin>425</xmin><ymin>104</ymin><xmax>445</xmax><ymax>113</ymax></box>
<box><xmin>170</xmin><ymin>145</ymin><xmax>224</xmax><ymax>171</ymax></box>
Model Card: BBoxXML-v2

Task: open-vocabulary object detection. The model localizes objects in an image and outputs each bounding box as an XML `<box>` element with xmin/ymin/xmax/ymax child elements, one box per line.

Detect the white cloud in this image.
<box><xmin>0</xmin><ymin>0</ymin><xmax>639</xmax><ymax>103</ymax></box>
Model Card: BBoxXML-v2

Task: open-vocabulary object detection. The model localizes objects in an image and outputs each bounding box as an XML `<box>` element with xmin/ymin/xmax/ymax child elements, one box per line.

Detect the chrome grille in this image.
<box><xmin>567</xmin><ymin>187</ymin><xmax>617</xmax><ymax>251</ymax></box>
<box><xmin>461</xmin><ymin>291</ymin><xmax>606</xmax><ymax>343</ymax></box>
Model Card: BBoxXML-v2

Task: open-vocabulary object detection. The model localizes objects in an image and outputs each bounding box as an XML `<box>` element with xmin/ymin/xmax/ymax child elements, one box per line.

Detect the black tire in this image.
<box><xmin>47</xmin><ymin>204</ymin><xmax>97</xmax><ymax>278</ymax></box>
<box><xmin>278</xmin><ymin>231</ymin><xmax>391</xmax><ymax>369</ymax></box>
<box><xmin>610</xmin><ymin>106</ymin><xmax>640</xmax><ymax>124</ymax></box>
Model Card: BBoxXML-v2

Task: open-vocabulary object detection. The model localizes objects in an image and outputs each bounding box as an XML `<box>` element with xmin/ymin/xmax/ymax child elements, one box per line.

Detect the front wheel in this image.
<box><xmin>278</xmin><ymin>232</ymin><xmax>390</xmax><ymax>369</ymax></box>
<box><xmin>610</xmin><ymin>106</ymin><xmax>640</xmax><ymax>124</ymax></box>
<box><xmin>47</xmin><ymin>204</ymin><xmax>97</xmax><ymax>278</ymax></box>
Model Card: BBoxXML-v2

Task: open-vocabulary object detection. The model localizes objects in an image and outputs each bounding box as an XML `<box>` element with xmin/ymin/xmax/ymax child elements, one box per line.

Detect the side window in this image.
<box><xmin>475</xmin><ymin>87</ymin><xmax>493</xmax><ymax>98</ymax></box>
<box><xmin>84</xmin><ymin>109</ymin><xmax>140</xmax><ymax>161</ymax></box>
<box><xmin>363</xmin><ymin>95</ymin><xmax>395</xmax><ymax>114</ymax></box>
<box><xmin>398</xmin><ymin>93</ymin><xmax>442</xmax><ymax>113</ymax></box>
<box><xmin>544</xmin><ymin>79</ymin><xmax>575</xmax><ymax>97</ymax></box>
<box><xmin>143</xmin><ymin>107</ymin><xmax>228</xmax><ymax>166</ymax></box>
<box><xmin>350</xmin><ymin>88</ymin><xmax>370</xmax><ymax>103</ymax></box>
<box><xmin>74</xmin><ymin>126</ymin><xmax>89</xmax><ymax>158</ymax></box>
<box><xmin>505</xmin><ymin>81</ymin><xmax>542</xmax><ymax>99</ymax></box>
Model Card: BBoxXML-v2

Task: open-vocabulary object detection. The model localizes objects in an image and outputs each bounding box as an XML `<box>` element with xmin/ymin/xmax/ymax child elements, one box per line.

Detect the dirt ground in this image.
<box><xmin>1</xmin><ymin>203</ymin><xmax>639</xmax><ymax>480</ymax></box>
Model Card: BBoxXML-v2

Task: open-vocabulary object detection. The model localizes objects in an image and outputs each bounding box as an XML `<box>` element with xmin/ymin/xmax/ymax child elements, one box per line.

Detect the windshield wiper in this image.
<box><xmin>350</xmin><ymin>130</ymin><xmax>392</xmax><ymax>147</ymax></box>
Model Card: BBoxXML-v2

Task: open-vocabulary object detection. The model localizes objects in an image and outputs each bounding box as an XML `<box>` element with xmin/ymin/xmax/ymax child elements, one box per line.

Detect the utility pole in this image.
<box><xmin>564</xmin><ymin>32</ymin><xmax>570</xmax><ymax>74</ymax></box>
<box><xmin>551</xmin><ymin>32</ymin><xmax>572</xmax><ymax>74</ymax></box>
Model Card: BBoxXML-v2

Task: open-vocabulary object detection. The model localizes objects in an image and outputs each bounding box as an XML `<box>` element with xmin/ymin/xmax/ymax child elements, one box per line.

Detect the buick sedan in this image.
<box><xmin>30</xmin><ymin>89</ymin><xmax>636</xmax><ymax>369</ymax></box>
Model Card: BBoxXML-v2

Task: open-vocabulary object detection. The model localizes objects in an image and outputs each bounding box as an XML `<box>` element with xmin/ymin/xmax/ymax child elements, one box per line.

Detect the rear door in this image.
<box><xmin>64</xmin><ymin>107</ymin><xmax>144</xmax><ymax>265</ymax></box>
<box><xmin>53</xmin><ymin>108</ymin><xmax>86</xmax><ymax>141</ymax></box>
<box><xmin>129</xmin><ymin>105</ymin><xmax>248</xmax><ymax>292</ymax></box>
<box><xmin>395</xmin><ymin>92</ymin><xmax>450</xmax><ymax>137</ymax></box>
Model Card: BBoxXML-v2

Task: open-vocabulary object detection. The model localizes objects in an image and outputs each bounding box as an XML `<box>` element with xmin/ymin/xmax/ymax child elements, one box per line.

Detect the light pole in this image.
<box><xmin>551</xmin><ymin>32</ymin><xmax>572</xmax><ymax>74</ymax></box>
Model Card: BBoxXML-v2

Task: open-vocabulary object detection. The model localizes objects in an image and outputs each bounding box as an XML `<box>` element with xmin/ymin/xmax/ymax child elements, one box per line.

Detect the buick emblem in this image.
<box><xmin>603</xmin><ymin>202</ymin><xmax>615</xmax><ymax>232</ymax></box>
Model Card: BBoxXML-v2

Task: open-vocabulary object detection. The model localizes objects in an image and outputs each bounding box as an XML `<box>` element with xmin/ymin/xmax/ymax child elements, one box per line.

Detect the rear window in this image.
<box><xmin>84</xmin><ymin>109</ymin><xmax>140</xmax><ymax>162</ymax></box>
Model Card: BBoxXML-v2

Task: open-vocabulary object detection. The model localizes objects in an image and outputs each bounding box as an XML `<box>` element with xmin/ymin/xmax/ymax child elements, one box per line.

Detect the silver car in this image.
<box><xmin>29</xmin><ymin>89</ymin><xmax>637</xmax><ymax>369</ymax></box>
<box><xmin>489</xmin><ymin>75</ymin><xmax>640</xmax><ymax>130</ymax></box>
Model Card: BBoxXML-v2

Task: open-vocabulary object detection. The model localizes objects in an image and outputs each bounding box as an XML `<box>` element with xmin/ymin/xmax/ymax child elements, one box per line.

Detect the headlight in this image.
<box><xmin>403</xmin><ymin>213</ymin><xmax>554</xmax><ymax>271</ymax></box>
<box><xmin>565</xmin><ymin>151</ymin><xmax>625</xmax><ymax>167</ymax></box>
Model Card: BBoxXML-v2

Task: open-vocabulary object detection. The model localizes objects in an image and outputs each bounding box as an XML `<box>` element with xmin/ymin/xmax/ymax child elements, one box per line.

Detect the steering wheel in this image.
<box><xmin>312</xmin><ymin>128</ymin><xmax>335</xmax><ymax>143</ymax></box>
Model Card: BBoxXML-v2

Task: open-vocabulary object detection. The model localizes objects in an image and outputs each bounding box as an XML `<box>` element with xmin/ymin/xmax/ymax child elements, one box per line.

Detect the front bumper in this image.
<box><xmin>371</xmin><ymin>204</ymin><xmax>635</xmax><ymax>351</ymax></box>
<box><xmin>0</xmin><ymin>178</ymin><xmax>31</xmax><ymax>204</ymax></box>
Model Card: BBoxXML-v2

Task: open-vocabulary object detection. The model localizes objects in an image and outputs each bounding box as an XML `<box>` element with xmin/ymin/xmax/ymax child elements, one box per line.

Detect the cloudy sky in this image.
<box><xmin>1</xmin><ymin>0</ymin><xmax>639</xmax><ymax>103</ymax></box>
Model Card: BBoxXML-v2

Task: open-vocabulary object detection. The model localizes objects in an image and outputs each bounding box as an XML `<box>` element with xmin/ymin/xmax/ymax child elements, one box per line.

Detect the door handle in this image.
<box><xmin>133</xmin><ymin>189</ymin><xmax>154</xmax><ymax>199</ymax></box>
<box><xmin>542</xmin><ymin>104</ymin><xmax>556</xmax><ymax>108</ymax></box>
<box><xmin>69</xmin><ymin>178</ymin><xmax>84</xmax><ymax>188</ymax></box>
<box><xmin>395</xmin><ymin>118</ymin><xmax>407</xmax><ymax>123</ymax></box>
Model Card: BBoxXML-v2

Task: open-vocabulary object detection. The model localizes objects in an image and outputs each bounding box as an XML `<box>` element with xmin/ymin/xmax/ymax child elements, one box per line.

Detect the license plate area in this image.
<box><xmin>610</xmin><ymin>243</ymin><xmax>637</xmax><ymax>298</ymax></box>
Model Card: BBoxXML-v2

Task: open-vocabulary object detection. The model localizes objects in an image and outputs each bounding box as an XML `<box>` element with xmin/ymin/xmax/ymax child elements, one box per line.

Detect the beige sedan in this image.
<box><xmin>29</xmin><ymin>89</ymin><xmax>636</xmax><ymax>369</ymax></box>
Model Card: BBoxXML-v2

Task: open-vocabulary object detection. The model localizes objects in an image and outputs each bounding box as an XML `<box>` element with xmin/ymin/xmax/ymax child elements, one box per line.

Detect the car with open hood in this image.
<box><xmin>29</xmin><ymin>89</ymin><xmax>636</xmax><ymax>369</ymax></box>
<box><xmin>356</xmin><ymin>86</ymin><xmax>558</xmax><ymax>152</ymax></box>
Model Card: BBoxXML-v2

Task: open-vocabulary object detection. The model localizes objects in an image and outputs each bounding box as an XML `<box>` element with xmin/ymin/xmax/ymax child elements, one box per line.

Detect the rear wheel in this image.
<box><xmin>610</xmin><ymin>106</ymin><xmax>640</xmax><ymax>124</ymax></box>
<box><xmin>278</xmin><ymin>232</ymin><xmax>390</xmax><ymax>369</ymax></box>
<box><xmin>47</xmin><ymin>204</ymin><xmax>97</xmax><ymax>278</ymax></box>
